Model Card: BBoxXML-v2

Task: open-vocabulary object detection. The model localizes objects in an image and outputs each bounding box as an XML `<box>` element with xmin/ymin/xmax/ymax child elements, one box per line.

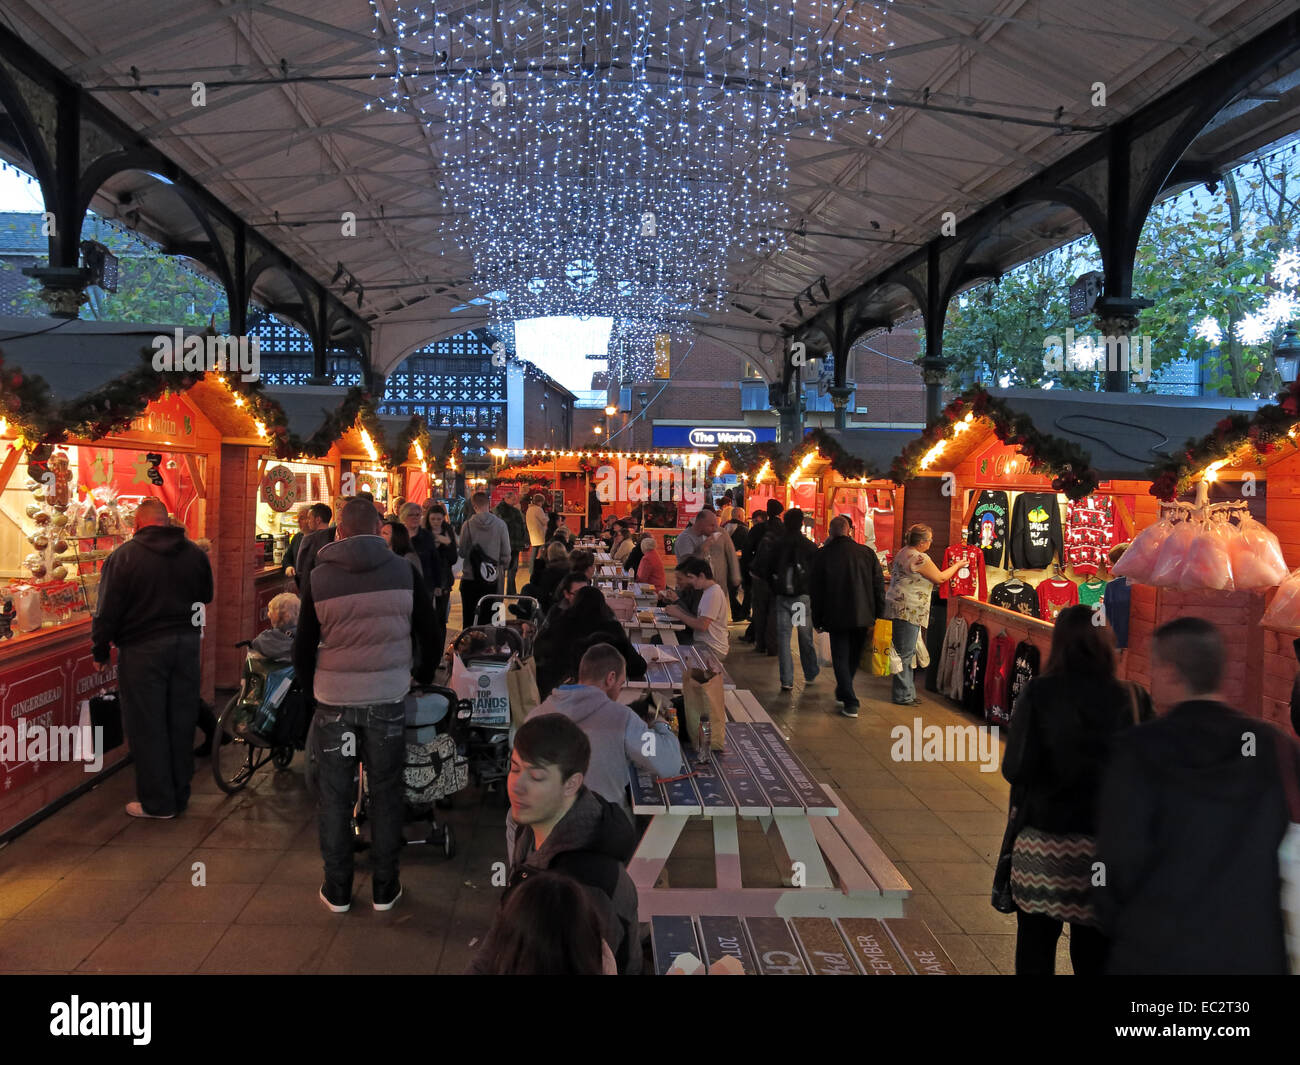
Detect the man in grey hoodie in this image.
<box><xmin>526</xmin><ymin>643</ymin><xmax>681</xmax><ymax>822</ymax></box>
<box><xmin>458</xmin><ymin>491</ymin><xmax>512</xmax><ymax>627</ymax></box>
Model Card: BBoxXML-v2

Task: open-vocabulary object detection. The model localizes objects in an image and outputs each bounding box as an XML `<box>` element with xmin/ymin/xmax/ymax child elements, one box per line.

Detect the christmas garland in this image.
<box><xmin>0</xmin><ymin>342</ymin><xmax>297</xmax><ymax>450</ymax></box>
<box><xmin>393</xmin><ymin>414</ymin><xmax>435</xmax><ymax>468</ymax></box>
<box><xmin>709</xmin><ymin>429</ymin><xmax>887</xmax><ymax>484</ymax></box>
<box><xmin>1146</xmin><ymin>380</ymin><xmax>1300</xmax><ymax>501</ymax></box>
<box><xmin>890</xmin><ymin>387</ymin><xmax>1102</xmax><ymax>500</ymax></box>
<box><xmin>712</xmin><ymin>440</ymin><xmax>790</xmax><ymax>483</ymax></box>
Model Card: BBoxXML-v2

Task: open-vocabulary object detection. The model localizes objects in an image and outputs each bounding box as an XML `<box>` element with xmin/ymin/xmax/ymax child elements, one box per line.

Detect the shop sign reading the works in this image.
<box><xmin>652</xmin><ymin>425</ymin><xmax>777</xmax><ymax>448</ymax></box>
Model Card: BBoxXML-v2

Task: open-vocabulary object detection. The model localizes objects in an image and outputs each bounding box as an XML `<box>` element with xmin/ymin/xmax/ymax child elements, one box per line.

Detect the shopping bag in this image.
<box><xmin>870</xmin><ymin>619</ymin><xmax>894</xmax><ymax>677</ymax></box>
<box><xmin>681</xmin><ymin>667</ymin><xmax>725</xmax><ymax>751</ymax></box>
<box><xmin>449</xmin><ymin>653</ymin><xmax>511</xmax><ymax>726</ymax></box>
<box><xmin>887</xmin><ymin>647</ymin><xmax>904</xmax><ymax>675</ymax></box>
<box><xmin>81</xmin><ymin>692</ymin><xmax>124</xmax><ymax>754</ymax></box>
<box><xmin>814</xmin><ymin>630</ymin><xmax>833</xmax><ymax>669</ymax></box>
<box><xmin>506</xmin><ymin>657</ymin><xmax>541</xmax><ymax>728</ymax></box>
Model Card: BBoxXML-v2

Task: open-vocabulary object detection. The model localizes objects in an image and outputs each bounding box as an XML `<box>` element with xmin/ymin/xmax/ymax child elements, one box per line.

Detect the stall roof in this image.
<box><xmin>261</xmin><ymin>384</ymin><xmax>351</xmax><ymax>443</ymax></box>
<box><xmin>820</xmin><ymin>428</ymin><xmax>917</xmax><ymax>479</ymax></box>
<box><xmin>0</xmin><ymin>315</ymin><xmax>270</xmax><ymax>441</ymax></box>
<box><xmin>983</xmin><ymin>390</ymin><xmax>1265</xmax><ymax>480</ymax></box>
<box><xmin>0</xmin><ymin>316</ymin><xmax>166</xmax><ymax>401</ymax></box>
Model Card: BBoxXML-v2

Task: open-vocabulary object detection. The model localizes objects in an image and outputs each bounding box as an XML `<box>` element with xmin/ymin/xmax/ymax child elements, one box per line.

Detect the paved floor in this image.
<box><xmin>0</xmin><ymin>610</ymin><xmax>1073</xmax><ymax>974</ymax></box>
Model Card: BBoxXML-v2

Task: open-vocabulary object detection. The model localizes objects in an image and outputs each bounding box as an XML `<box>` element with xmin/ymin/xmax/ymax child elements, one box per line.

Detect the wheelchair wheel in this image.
<box><xmin>213</xmin><ymin>695</ymin><xmax>258</xmax><ymax>794</ymax></box>
<box><xmin>442</xmin><ymin>824</ymin><xmax>456</xmax><ymax>859</ymax></box>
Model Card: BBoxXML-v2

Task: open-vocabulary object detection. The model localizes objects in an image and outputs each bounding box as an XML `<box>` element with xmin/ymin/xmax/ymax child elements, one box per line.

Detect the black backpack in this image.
<box><xmin>772</xmin><ymin>538</ymin><xmax>809</xmax><ymax>597</ymax></box>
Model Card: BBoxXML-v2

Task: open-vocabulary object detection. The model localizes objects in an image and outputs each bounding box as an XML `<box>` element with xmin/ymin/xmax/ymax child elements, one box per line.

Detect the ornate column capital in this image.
<box><xmin>22</xmin><ymin>266</ymin><xmax>92</xmax><ymax>319</ymax></box>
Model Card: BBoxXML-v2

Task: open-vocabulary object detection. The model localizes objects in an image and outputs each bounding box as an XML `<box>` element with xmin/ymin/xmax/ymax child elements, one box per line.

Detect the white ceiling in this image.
<box><xmin>1</xmin><ymin>0</ymin><xmax>1294</xmax><ymax>374</ymax></box>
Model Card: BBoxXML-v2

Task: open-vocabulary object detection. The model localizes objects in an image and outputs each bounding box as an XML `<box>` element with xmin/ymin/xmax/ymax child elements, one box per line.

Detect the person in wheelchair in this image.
<box><xmin>251</xmin><ymin>592</ymin><xmax>299</xmax><ymax>662</ymax></box>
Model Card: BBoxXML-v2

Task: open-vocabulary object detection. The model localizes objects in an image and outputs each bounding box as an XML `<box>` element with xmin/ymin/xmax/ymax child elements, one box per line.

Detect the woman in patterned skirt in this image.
<box><xmin>1001</xmin><ymin>605</ymin><xmax>1154</xmax><ymax>974</ymax></box>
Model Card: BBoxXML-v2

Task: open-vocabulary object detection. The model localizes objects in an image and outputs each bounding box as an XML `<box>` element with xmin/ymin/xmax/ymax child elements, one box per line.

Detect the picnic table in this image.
<box><xmin>627</xmin><ymin>688</ymin><xmax>910</xmax><ymax>920</ymax></box>
<box><xmin>649</xmin><ymin>915</ymin><xmax>957</xmax><ymax>975</ymax></box>
<box><xmin>627</xmin><ymin>643</ymin><xmax>735</xmax><ymax>692</ymax></box>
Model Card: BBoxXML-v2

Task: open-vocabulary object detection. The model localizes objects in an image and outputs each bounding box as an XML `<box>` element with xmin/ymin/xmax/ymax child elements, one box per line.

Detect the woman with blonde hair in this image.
<box><xmin>884</xmin><ymin>524</ymin><xmax>964</xmax><ymax>706</ymax></box>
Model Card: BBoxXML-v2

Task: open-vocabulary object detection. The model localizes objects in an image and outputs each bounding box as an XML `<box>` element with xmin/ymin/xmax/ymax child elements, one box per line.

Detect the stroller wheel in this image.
<box><xmin>272</xmin><ymin>746</ymin><xmax>293</xmax><ymax>769</ymax></box>
<box><xmin>442</xmin><ymin>825</ymin><xmax>456</xmax><ymax>859</ymax></box>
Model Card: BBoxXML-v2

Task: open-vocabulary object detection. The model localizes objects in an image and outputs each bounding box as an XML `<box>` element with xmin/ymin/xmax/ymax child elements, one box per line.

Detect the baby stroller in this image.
<box><xmin>349</xmin><ymin>684</ymin><xmax>469</xmax><ymax>858</ymax></box>
<box><xmin>214</xmin><ymin>639</ymin><xmax>310</xmax><ymax>795</ymax></box>
<box><xmin>451</xmin><ymin>595</ymin><xmax>539</xmax><ymax>805</ymax></box>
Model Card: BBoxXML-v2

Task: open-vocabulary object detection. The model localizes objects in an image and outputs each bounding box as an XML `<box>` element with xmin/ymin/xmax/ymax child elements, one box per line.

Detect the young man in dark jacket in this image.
<box><xmin>92</xmin><ymin>499</ymin><xmax>213</xmax><ymax>819</ymax></box>
<box><xmin>758</xmin><ymin>509</ymin><xmax>820</xmax><ymax>691</ymax></box>
<box><xmin>743</xmin><ymin>501</ymin><xmax>783</xmax><ymax>653</ymax></box>
<box><xmin>294</xmin><ymin>497</ymin><xmax>437</xmax><ymax>914</ymax></box>
<box><xmin>810</xmin><ymin>515</ymin><xmax>886</xmax><ymax>716</ymax></box>
<box><xmin>473</xmin><ymin>713</ymin><xmax>641</xmax><ymax>974</ymax></box>
<box><xmin>1095</xmin><ymin>617</ymin><xmax>1300</xmax><ymax>974</ymax></box>
<box><xmin>293</xmin><ymin>502</ymin><xmax>336</xmax><ymax>591</ymax></box>
<box><xmin>493</xmin><ymin>490</ymin><xmax>529</xmax><ymax>595</ymax></box>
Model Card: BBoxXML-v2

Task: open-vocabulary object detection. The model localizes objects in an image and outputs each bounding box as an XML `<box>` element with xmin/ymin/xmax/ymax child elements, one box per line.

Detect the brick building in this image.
<box><xmin>604</xmin><ymin>318</ymin><xmax>928</xmax><ymax>451</ymax></box>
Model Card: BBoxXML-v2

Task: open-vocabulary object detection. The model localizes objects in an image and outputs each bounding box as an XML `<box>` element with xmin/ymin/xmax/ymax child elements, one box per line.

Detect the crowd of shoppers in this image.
<box><xmin>98</xmin><ymin>485</ymin><xmax>1300</xmax><ymax>978</ymax></box>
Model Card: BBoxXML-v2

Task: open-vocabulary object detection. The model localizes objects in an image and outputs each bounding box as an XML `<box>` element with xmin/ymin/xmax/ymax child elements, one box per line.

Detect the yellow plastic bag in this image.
<box><xmin>870</xmin><ymin>619</ymin><xmax>894</xmax><ymax>676</ymax></box>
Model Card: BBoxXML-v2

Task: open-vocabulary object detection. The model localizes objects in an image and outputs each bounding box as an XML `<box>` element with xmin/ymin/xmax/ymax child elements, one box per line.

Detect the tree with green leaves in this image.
<box><xmin>936</xmin><ymin>146</ymin><xmax>1300</xmax><ymax>397</ymax></box>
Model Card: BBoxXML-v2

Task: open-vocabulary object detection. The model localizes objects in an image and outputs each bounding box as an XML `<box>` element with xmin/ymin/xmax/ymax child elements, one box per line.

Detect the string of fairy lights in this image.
<box><xmin>370</xmin><ymin>0</ymin><xmax>893</xmax><ymax>356</ymax></box>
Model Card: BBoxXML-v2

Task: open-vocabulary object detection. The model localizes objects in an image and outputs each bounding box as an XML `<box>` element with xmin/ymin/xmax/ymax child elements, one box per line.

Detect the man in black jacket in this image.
<box><xmin>92</xmin><ymin>499</ymin><xmax>213</xmax><ymax>819</ymax></box>
<box><xmin>1095</xmin><ymin>617</ymin><xmax>1300</xmax><ymax>974</ymax></box>
<box><xmin>293</xmin><ymin>502</ymin><xmax>336</xmax><ymax>591</ymax></box>
<box><xmin>742</xmin><ymin>501</ymin><xmax>782</xmax><ymax>653</ymax></box>
<box><xmin>810</xmin><ymin>515</ymin><xmax>885</xmax><ymax>717</ymax></box>
<box><xmin>758</xmin><ymin>508</ymin><xmax>820</xmax><ymax>692</ymax></box>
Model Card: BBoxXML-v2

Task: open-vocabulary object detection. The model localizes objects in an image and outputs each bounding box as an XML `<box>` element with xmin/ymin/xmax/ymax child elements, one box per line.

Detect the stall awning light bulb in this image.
<box><xmin>359</xmin><ymin>428</ymin><xmax>379</xmax><ymax>461</ymax></box>
<box><xmin>414</xmin><ymin>442</ymin><xmax>424</xmax><ymax>460</ymax></box>
<box><xmin>254</xmin><ymin>420</ymin><xmax>268</xmax><ymax>438</ymax></box>
<box><xmin>714</xmin><ymin>459</ymin><xmax>727</xmax><ymax>476</ymax></box>
<box><xmin>756</xmin><ymin>460</ymin><xmax>772</xmax><ymax>483</ymax></box>
<box><xmin>1203</xmin><ymin>459</ymin><xmax>1228</xmax><ymax>483</ymax></box>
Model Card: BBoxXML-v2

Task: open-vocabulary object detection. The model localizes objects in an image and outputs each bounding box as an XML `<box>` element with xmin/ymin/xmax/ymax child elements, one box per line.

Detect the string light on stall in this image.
<box><xmin>359</xmin><ymin>427</ymin><xmax>380</xmax><ymax>462</ymax></box>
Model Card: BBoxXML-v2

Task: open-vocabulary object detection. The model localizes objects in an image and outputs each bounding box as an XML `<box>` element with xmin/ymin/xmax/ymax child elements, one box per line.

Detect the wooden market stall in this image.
<box><xmin>490</xmin><ymin>446</ymin><xmax>710</xmax><ymax>555</ymax></box>
<box><xmin>1146</xmin><ymin>385</ymin><xmax>1300</xmax><ymax>731</ymax></box>
<box><xmin>0</xmin><ymin>317</ymin><xmax>283</xmax><ymax>836</ymax></box>
<box><xmin>889</xmin><ymin>387</ymin><xmax>1263</xmax><ymax>709</ymax></box>
<box><xmin>711</xmin><ymin>428</ymin><xmax>904</xmax><ymax>559</ymax></box>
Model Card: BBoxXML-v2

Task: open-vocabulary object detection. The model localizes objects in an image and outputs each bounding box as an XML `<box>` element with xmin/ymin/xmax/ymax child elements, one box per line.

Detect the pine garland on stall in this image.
<box><xmin>890</xmin><ymin>386</ymin><xmax>1101</xmax><ymax>500</ymax></box>
<box><xmin>1147</xmin><ymin>380</ymin><xmax>1300</xmax><ymax>501</ymax></box>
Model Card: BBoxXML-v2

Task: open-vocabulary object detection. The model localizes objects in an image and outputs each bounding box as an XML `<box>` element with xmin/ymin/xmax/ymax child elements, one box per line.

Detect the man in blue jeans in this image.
<box><xmin>294</xmin><ymin>497</ymin><xmax>437</xmax><ymax>913</ymax></box>
<box><xmin>760</xmin><ymin>509</ymin><xmax>820</xmax><ymax>692</ymax></box>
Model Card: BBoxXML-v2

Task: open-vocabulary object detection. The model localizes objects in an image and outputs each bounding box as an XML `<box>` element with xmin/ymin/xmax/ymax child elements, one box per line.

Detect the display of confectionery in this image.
<box><xmin>3</xmin><ymin>449</ymin><xmax>129</xmax><ymax>630</ymax></box>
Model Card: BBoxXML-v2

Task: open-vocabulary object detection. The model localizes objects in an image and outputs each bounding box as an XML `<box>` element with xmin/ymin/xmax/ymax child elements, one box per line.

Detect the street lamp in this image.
<box><xmin>603</xmin><ymin>403</ymin><xmax>617</xmax><ymax>440</ymax></box>
<box><xmin>1275</xmin><ymin>324</ymin><xmax>1300</xmax><ymax>385</ymax></box>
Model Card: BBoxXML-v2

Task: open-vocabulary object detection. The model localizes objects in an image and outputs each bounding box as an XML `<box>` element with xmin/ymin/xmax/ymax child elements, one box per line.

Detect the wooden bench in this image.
<box><xmin>650</xmin><ymin>915</ymin><xmax>958</xmax><ymax>974</ymax></box>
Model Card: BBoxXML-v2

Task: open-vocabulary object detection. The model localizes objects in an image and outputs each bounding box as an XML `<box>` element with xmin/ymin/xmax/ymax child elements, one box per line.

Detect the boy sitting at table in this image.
<box><xmin>526</xmin><ymin>643</ymin><xmax>680</xmax><ymax>825</ymax></box>
<box><xmin>663</xmin><ymin>556</ymin><xmax>729</xmax><ymax>661</ymax></box>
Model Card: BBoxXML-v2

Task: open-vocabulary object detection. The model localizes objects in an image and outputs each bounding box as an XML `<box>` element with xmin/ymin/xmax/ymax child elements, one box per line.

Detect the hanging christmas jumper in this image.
<box><xmin>961</xmin><ymin>623</ymin><xmax>990</xmax><ymax>718</ymax></box>
<box><xmin>1103</xmin><ymin>575</ymin><xmax>1132</xmax><ymax>649</ymax></box>
<box><xmin>1077</xmin><ymin>577</ymin><xmax>1107</xmax><ymax>607</ymax></box>
<box><xmin>1006</xmin><ymin>641</ymin><xmax>1041</xmax><ymax>722</ymax></box>
<box><xmin>1064</xmin><ymin>494</ymin><xmax>1118</xmax><ymax>575</ymax></box>
<box><xmin>983</xmin><ymin>632</ymin><xmax>1016</xmax><ymax>727</ymax></box>
<box><xmin>1009</xmin><ymin>492</ymin><xmax>1063</xmax><ymax>570</ymax></box>
<box><xmin>1036</xmin><ymin>576</ymin><xmax>1079</xmax><ymax>621</ymax></box>
<box><xmin>966</xmin><ymin>490</ymin><xmax>1010</xmax><ymax>568</ymax></box>
<box><xmin>937</xmin><ymin>616</ymin><xmax>969</xmax><ymax>702</ymax></box>
<box><xmin>989</xmin><ymin>578</ymin><xmax>1040</xmax><ymax>618</ymax></box>
<box><xmin>940</xmin><ymin>543</ymin><xmax>988</xmax><ymax>600</ymax></box>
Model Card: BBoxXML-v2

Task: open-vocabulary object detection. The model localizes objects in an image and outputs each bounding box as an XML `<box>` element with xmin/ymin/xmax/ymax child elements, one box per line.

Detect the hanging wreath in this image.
<box><xmin>1146</xmin><ymin>380</ymin><xmax>1299</xmax><ymax>501</ymax></box>
<box><xmin>890</xmin><ymin>386</ymin><xmax>1101</xmax><ymax>500</ymax></box>
<box><xmin>261</xmin><ymin>464</ymin><xmax>298</xmax><ymax>512</ymax></box>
